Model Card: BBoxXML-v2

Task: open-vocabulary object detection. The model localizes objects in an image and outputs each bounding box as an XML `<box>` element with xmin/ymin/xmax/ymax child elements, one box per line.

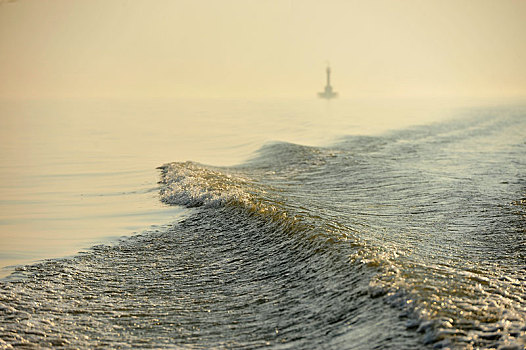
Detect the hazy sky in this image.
<box><xmin>1</xmin><ymin>0</ymin><xmax>525</xmax><ymax>99</ymax></box>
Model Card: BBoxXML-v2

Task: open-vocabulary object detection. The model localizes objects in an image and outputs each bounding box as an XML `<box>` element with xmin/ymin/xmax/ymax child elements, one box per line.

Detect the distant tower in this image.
<box><xmin>318</xmin><ymin>66</ymin><xmax>338</xmax><ymax>99</ymax></box>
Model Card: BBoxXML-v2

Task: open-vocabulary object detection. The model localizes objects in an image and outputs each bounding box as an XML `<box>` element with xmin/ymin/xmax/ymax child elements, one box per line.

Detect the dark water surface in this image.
<box><xmin>1</xmin><ymin>104</ymin><xmax>526</xmax><ymax>349</ymax></box>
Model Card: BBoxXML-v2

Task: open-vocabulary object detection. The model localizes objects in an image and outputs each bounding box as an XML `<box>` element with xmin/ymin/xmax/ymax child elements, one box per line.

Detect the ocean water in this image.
<box><xmin>0</xmin><ymin>98</ymin><xmax>525</xmax><ymax>349</ymax></box>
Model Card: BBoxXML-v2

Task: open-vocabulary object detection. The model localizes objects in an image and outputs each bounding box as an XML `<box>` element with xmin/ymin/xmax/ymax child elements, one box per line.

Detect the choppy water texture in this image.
<box><xmin>1</xmin><ymin>106</ymin><xmax>526</xmax><ymax>349</ymax></box>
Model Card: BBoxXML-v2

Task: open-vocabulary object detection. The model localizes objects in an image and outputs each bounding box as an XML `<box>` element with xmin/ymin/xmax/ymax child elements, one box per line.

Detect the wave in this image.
<box><xmin>157</xmin><ymin>161</ymin><xmax>301</xmax><ymax>231</ymax></box>
<box><xmin>157</xmin><ymin>160</ymin><xmax>347</xmax><ymax>249</ymax></box>
<box><xmin>157</xmin><ymin>110</ymin><xmax>526</xmax><ymax>349</ymax></box>
<box><xmin>156</xmin><ymin>160</ymin><xmax>439</xmax><ymax>344</ymax></box>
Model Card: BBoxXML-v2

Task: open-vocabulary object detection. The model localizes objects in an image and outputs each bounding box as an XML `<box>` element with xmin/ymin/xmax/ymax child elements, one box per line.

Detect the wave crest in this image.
<box><xmin>158</xmin><ymin>162</ymin><xmax>257</xmax><ymax>208</ymax></box>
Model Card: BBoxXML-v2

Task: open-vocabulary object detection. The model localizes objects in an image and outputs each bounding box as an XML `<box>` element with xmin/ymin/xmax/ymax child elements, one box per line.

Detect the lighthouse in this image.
<box><xmin>318</xmin><ymin>66</ymin><xmax>338</xmax><ymax>99</ymax></box>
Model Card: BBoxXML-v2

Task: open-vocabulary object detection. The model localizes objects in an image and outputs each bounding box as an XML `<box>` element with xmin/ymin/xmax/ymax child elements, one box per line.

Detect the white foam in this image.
<box><xmin>159</xmin><ymin>162</ymin><xmax>257</xmax><ymax>209</ymax></box>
